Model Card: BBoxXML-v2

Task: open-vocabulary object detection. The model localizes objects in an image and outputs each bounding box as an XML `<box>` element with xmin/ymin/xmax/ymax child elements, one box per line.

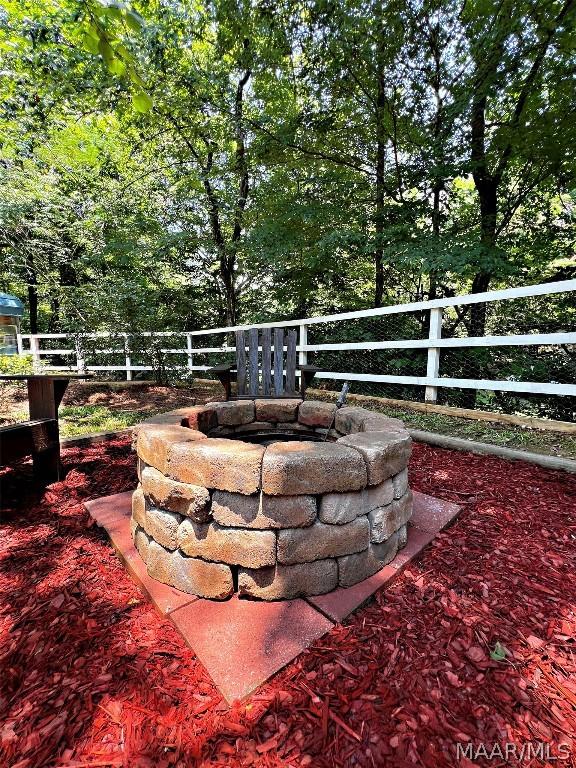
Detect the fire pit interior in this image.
<box><xmin>131</xmin><ymin>399</ymin><xmax>413</xmax><ymax>600</ymax></box>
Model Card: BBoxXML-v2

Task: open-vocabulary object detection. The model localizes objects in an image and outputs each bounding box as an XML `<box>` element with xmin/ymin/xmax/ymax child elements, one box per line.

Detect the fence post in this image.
<box><xmin>29</xmin><ymin>335</ymin><xmax>41</xmax><ymax>373</ymax></box>
<box><xmin>124</xmin><ymin>334</ymin><xmax>132</xmax><ymax>381</ymax></box>
<box><xmin>425</xmin><ymin>308</ymin><xmax>442</xmax><ymax>403</ymax></box>
<box><xmin>16</xmin><ymin>331</ymin><xmax>23</xmax><ymax>355</ymax></box>
<box><xmin>186</xmin><ymin>333</ymin><xmax>193</xmax><ymax>375</ymax></box>
<box><xmin>298</xmin><ymin>323</ymin><xmax>308</xmax><ymax>389</ymax></box>
<box><xmin>75</xmin><ymin>336</ymin><xmax>85</xmax><ymax>374</ymax></box>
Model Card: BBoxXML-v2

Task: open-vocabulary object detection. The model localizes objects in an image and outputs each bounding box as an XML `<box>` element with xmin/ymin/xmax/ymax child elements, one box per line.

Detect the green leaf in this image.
<box><xmin>115</xmin><ymin>43</ymin><xmax>130</xmax><ymax>58</ymax></box>
<box><xmin>125</xmin><ymin>10</ymin><xmax>145</xmax><ymax>32</ymax></box>
<box><xmin>97</xmin><ymin>37</ymin><xmax>115</xmax><ymax>65</ymax></box>
<box><xmin>106</xmin><ymin>6</ymin><xmax>123</xmax><ymax>22</ymax></box>
<box><xmin>490</xmin><ymin>642</ymin><xmax>509</xmax><ymax>662</ymax></box>
<box><xmin>132</xmin><ymin>90</ymin><xmax>153</xmax><ymax>113</ymax></box>
<box><xmin>108</xmin><ymin>57</ymin><xmax>126</xmax><ymax>75</ymax></box>
<box><xmin>81</xmin><ymin>30</ymin><xmax>100</xmax><ymax>54</ymax></box>
<box><xmin>128</xmin><ymin>68</ymin><xmax>145</xmax><ymax>87</ymax></box>
<box><xmin>90</xmin><ymin>2</ymin><xmax>110</xmax><ymax>19</ymax></box>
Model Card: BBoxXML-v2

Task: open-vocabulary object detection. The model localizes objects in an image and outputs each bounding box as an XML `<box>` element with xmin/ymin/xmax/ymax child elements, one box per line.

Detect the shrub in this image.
<box><xmin>0</xmin><ymin>354</ymin><xmax>37</xmax><ymax>375</ymax></box>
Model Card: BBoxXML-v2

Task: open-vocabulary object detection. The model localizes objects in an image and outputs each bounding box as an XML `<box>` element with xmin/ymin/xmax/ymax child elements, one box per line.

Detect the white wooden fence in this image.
<box><xmin>16</xmin><ymin>279</ymin><xmax>576</xmax><ymax>403</ymax></box>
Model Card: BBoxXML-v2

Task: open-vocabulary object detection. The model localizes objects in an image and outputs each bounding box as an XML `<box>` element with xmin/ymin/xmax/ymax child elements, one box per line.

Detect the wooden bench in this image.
<box><xmin>209</xmin><ymin>327</ymin><xmax>319</xmax><ymax>400</ymax></box>
<box><xmin>0</xmin><ymin>419</ymin><xmax>60</xmax><ymax>483</ymax></box>
<box><xmin>0</xmin><ymin>373</ymin><xmax>92</xmax><ymax>484</ymax></box>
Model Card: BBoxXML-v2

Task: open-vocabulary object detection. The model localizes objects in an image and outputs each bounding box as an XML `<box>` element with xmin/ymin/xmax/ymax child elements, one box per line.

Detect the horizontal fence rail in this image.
<box><xmin>13</xmin><ymin>279</ymin><xmax>576</xmax><ymax>405</ymax></box>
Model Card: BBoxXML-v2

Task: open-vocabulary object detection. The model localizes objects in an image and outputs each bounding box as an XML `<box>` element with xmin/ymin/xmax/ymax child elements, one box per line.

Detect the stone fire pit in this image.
<box><xmin>131</xmin><ymin>399</ymin><xmax>413</xmax><ymax>601</ymax></box>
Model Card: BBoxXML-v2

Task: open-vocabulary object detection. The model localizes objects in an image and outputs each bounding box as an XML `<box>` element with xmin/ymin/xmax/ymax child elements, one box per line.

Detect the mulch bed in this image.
<box><xmin>1</xmin><ymin>438</ymin><xmax>575</xmax><ymax>767</ymax></box>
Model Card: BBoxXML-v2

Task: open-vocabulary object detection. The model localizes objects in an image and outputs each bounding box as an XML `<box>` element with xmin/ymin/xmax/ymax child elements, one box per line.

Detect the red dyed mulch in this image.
<box><xmin>1</xmin><ymin>438</ymin><xmax>575</xmax><ymax>767</ymax></box>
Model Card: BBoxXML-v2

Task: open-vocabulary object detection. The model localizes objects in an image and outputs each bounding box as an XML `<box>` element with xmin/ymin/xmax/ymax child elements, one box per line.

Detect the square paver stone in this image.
<box><xmin>86</xmin><ymin>490</ymin><xmax>133</xmax><ymax>532</ymax></box>
<box><xmin>411</xmin><ymin>490</ymin><xmax>460</xmax><ymax>532</ymax></box>
<box><xmin>170</xmin><ymin>596</ymin><xmax>334</xmax><ymax>703</ymax></box>
<box><xmin>305</xmin><ymin>566</ymin><xmax>399</xmax><ymax>623</ymax></box>
<box><xmin>85</xmin><ymin>491</ymin><xmax>198</xmax><ymax>616</ymax></box>
<box><xmin>389</xmin><ymin>526</ymin><xmax>437</xmax><ymax>571</ymax></box>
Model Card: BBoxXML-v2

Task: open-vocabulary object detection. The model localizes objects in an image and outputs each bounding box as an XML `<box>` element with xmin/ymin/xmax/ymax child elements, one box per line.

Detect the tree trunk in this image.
<box><xmin>466</xmin><ymin>80</ymin><xmax>496</xmax><ymax>406</ymax></box>
<box><xmin>374</xmin><ymin>39</ymin><xmax>386</xmax><ymax>308</ymax></box>
<box><xmin>221</xmin><ymin>262</ymin><xmax>237</xmax><ymax>326</ymax></box>
<box><xmin>226</xmin><ymin>57</ymin><xmax>251</xmax><ymax>327</ymax></box>
<box><xmin>26</xmin><ymin>252</ymin><xmax>39</xmax><ymax>334</ymax></box>
<box><xmin>374</xmin><ymin>143</ymin><xmax>385</xmax><ymax>308</ymax></box>
<box><xmin>469</xmin><ymin>177</ymin><xmax>497</xmax><ymax>337</ymax></box>
<box><xmin>428</xmin><ymin>179</ymin><xmax>442</xmax><ymax>302</ymax></box>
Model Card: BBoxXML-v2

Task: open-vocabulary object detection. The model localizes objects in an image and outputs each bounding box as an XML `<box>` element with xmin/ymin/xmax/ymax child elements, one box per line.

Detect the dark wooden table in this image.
<box><xmin>0</xmin><ymin>373</ymin><xmax>93</xmax><ymax>483</ymax></box>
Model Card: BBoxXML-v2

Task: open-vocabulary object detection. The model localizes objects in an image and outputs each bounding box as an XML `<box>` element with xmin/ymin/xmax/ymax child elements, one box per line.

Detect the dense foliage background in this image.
<box><xmin>0</xmin><ymin>0</ymin><xmax>574</xmax><ymax>416</ymax></box>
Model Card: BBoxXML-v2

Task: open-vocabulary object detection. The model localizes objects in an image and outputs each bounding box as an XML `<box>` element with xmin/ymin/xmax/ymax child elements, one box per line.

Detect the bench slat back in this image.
<box><xmin>248</xmin><ymin>328</ymin><xmax>259</xmax><ymax>396</ymax></box>
<box><xmin>235</xmin><ymin>327</ymin><xmax>298</xmax><ymax>398</ymax></box>
<box><xmin>261</xmin><ymin>328</ymin><xmax>272</xmax><ymax>396</ymax></box>
<box><xmin>235</xmin><ymin>330</ymin><xmax>247</xmax><ymax>395</ymax></box>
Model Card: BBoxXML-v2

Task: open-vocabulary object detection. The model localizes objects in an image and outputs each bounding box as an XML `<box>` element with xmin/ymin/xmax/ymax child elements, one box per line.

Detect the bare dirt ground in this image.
<box><xmin>0</xmin><ymin>380</ymin><xmax>220</xmax><ymax>425</ymax></box>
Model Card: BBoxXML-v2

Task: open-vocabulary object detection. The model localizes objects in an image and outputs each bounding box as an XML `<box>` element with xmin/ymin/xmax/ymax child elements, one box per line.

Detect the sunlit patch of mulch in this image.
<box><xmin>1</xmin><ymin>439</ymin><xmax>575</xmax><ymax>767</ymax></box>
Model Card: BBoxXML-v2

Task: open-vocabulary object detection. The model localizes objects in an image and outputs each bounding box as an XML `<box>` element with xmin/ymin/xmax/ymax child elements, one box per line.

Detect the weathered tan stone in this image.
<box><xmin>368</xmin><ymin>490</ymin><xmax>413</xmax><ymax>543</ymax></box>
<box><xmin>167</xmin><ymin>438</ymin><xmax>264</xmax><ymax>494</ymax></box>
<box><xmin>392</xmin><ymin>468</ymin><xmax>409</xmax><ymax>499</ymax></box>
<box><xmin>133</xmin><ymin>525</ymin><xmax>151</xmax><ymax>561</ymax></box>
<box><xmin>212</xmin><ymin>490</ymin><xmax>316</xmax><ymax>529</ymax></box>
<box><xmin>262</xmin><ymin>441</ymin><xmax>367</xmax><ymax>495</ymax></box>
<box><xmin>207</xmin><ymin>425</ymin><xmax>236</xmax><ymax>437</ymax></box>
<box><xmin>134</xmin><ymin>407</ymin><xmax>196</xmax><ymax>429</ymax></box>
<box><xmin>130</xmin><ymin>516</ymin><xmax>138</xmax><ymax>541</ymax></box>
<box><xmin>314</xmin><ymin>428</ymin><xmax>340</xmax><ymax>440</ymax></box>
<box><xmin>178</xmin><ymin>518</ymin><xmax>276</xmax><ymax>568</ymax></box>
<box><xmin>238</xmin><ymin>559</ymin><xmax>338</xmax><ymax>600</ymax></box>
<box><xmin>132</xmin><ymin>486</ymin><xmax>146</xmax><ymax>527</ymax></box>
<box><xmin>137</xmin><ymin>457</ymin><xmax>148</xmax><ymax>481</ymax></box>
<box><xmin>277</xmin><ymin>517</ymin><xmax>369</xmax><ymax>564</ymax></box>
<box><xmin>141</xmin><ymin>466</ymin><xmax>211</xmax><ymax>522</ymax></box>
<box><xmin>334</xmin><ymin>406</ymin><xmax>373</xmax><ymax>434</ymax></box>
<box><xmin>276</xmin><ymin>421</ymin><xmax>314</xmax><ymax>440</ymax></box>
<box><xmin>397</xmin><ymin>523</ymin><xmax>408</xmax><ymax>549</ymax></box>
<box><xmin>262</xmin><ymin>494</ymin><xmax>317</xmax><ymax>527</ymax></box>
<box><xmin>318</xmin><ymin>480</ymin><xmax>394</xmax><ymax>525</ymax></box>
<box><xmin>146</xmin><ymin>539</ymin><xmax>233</xmax><ymax>599</ymax></box>
<box><xmin>235</xmin><ymin>421</ymin><xmax>274</xmax><ymax>434</ymax></box>
<box><xmin>208</xmin><ymin>400</ymin><xmax>255</xmax><ymax>426</ymax></box>
<box><xmin>143</xmin><ymin>506</ymin><xmax>182</xmax><ymax>550</ymax></box>
<box><xmin>255</xmin><ymin>399</ymin><xmax>301</xmax><ymax>422</ymax></box>
<box><xmin>338</xmin><ymin>532</ymin><xmax>399</xmax><ymax>587</ymax></box>
<box><xmin>137</xmin><ymin>424</ymin><xmax>206</xmax><ymax>473</ymax></box>
<box><xmin>365</xmin><ymin>479</ymin><xmax>394</xmax><ymax>511</ymax></box>
<box><xmin>362</xmin><ymin>415</ymin><xmax>408</xmax><ymax>434</ymax></box>
<box><xmin>140</xmin><ymin>405</ymin><xmax>202</xmax><ymax>429</ymax></box>
<box><xmin>319</xmin><ymin>489</ymin><xmax>366</xmax><ymax>524</ymax></box>
<box><xmin>334</xmin><ymin>407</ymin><xmax>408</xmax><ymax>436</ymax></box>
<box><xmin>338</xmin><ymin>431</ymin><xmax>411</xmax><ymax>485</ymax></box>
<box><xmin>298</xmin><ymin>400</ymin><xmax>337</xmax><ymax>428</ymax></box>
<box><xmin>181</xmin><ymin>405</ymin><xmax>218</xmax><ymax>433</ymax></box>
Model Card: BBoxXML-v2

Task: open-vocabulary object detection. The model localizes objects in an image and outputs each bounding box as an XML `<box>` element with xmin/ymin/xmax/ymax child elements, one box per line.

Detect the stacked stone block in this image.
<box><xmin>131</xmin><ymin>399</ymin><xmax>413</xmax><ymax>600</ymax></box>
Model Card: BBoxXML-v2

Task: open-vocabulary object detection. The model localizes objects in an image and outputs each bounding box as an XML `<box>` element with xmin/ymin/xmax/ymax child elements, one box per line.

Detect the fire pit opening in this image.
<box><xmin>214</xmin><ymin>429</ymin><xmax>334</xmax><ymax>445</ymax></box>
<box><xmin>131</xmin><ymin>399</ymin><xmax>413</xmax><ymax>601</ymax></box>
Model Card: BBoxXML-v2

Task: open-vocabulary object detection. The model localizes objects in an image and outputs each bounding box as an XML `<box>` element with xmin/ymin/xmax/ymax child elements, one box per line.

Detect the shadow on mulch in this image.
<box><xmin>1</xmin><ymin>438</ymin><xmax>575</xmax><ymax>767</ymax></box>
